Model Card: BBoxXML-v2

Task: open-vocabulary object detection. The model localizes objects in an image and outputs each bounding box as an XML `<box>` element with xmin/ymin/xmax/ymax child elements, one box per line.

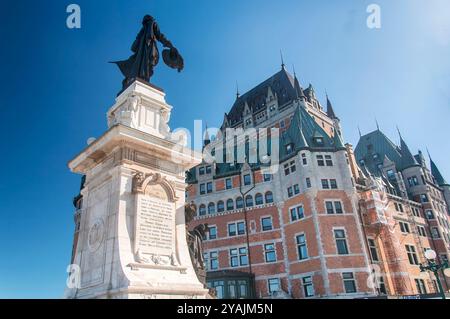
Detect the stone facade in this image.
<box><xmin>66</xmin><ymin>80</ymin><xmax>208</xmax><ymax>299</ymax></box>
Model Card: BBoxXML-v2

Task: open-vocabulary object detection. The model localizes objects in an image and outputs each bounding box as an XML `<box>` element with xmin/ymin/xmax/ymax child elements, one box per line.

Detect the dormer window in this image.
<box><xmin>269</xmin><ymin>105</ymin><xmax>276</xmax><ymax>112</ymax></box>
<box><xmin>314</xmin><ymin>137</ymin><xmax>324</xmax><ymax>145</ymax></box>
<box><xmin>359</xmin><ymin>159</ymin><xmax>365</xmax><ymax>166</ymax></box>
<box><xmin>373</xmin><ymin>153</ymin><xmax>379</xmax><ymax>160</ymax></box>
<box><xmin>286</xmin><ymin>143</ymin><xmax>294</xmax><ymax>155</ymax></box>
<box><xmin>245</xmin><ymin>119</ymin><xmax>252</xmax><ymax>126</ymax></box>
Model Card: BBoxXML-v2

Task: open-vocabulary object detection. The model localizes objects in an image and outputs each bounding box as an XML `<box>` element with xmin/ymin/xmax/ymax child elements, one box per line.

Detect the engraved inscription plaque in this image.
<box><xmin>135</xmin><ymin>184</ymin><xmax>175</xmax><ymax>256</ymax></box>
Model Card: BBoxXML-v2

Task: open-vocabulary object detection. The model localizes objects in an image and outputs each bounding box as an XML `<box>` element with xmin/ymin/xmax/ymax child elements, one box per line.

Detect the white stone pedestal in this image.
<box><xmin>65</xmin><ymin>80</ymin><xmax>208</xmax><ymax>299</ymax></box>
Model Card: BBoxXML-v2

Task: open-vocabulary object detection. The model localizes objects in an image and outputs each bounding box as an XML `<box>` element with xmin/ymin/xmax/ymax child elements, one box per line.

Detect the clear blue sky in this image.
<box><xmin>0</xmin><ymin>0</ymin><xmax>449</xmax><ymax>298</ymax></box>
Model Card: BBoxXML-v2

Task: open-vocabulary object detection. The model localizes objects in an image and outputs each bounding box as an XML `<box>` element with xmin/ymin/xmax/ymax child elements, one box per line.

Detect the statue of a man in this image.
<box><xmin>112</xmin><ymin>15</ymin><xmax>184</xmax><ymax>89</ymax></box>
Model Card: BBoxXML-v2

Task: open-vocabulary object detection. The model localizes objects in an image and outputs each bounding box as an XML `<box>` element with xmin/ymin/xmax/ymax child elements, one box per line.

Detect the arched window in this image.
<box><xmin>245</xmin><ymin>195</ymin><xmax>253</xmax><ymax>207</ymax></box>
<box><xmin>236</xmin><ymin>197</ymin><xmax>244</xmax><ymax>209</ymax></box>
<box><xmin>227</xmin><ymin>199</ymin><xmax>234</xmax><ymax>211</ymax></box>
<box><xmin>208</xmin><ymin>202</ymin><xmax>216</xmax><ymax>214</ymax></box>
<box><xmin>265</xmin><ymin>191</ymin><xmax>274</xmax><ymax>204</ymax></box>
<box><xmin>255</xmin><ymin>193</ymin><xmax>263</xmax><ymax>205</ymax></box>
<box><xmin>217</xmin><ymin>201</ymin><xmax>225</xmax><ymax>212</ymax></box>
<box><xmin>199</xmin><ymin>204</ymin><xmax>206</xmax><ymax>216</ymax></box>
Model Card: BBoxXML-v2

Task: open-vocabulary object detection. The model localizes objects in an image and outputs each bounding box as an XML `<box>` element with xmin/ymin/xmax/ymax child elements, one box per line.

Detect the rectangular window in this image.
<box><xmin>406</xmin><ymin>245</ymin><xmax>419</xmax><ymax>265</ymax></box>
<box><xmin>302</xmin><ymin>276</ymin><xmax>314</xmax><ymax>297</ymax></box>
<box><xmin>207</xmin><ymin>182</ymin><xmax>213</xmax><ymax>193</ymax></box>
<box><xmin>268</xmin><ymin>278</ymin><xmax>280</xmax><ymax>294</ymax></box>
<box><xmin>417</xmin><ymin>226</ymin><xmax>426</xmax><ymax>237</ymax></box>
<box><xmin>244</xmin><ymin>174</ymin><xmax>251</xmax><ymax>186</ymax></box>
<box><xmin>261</xmin><ymin>217</ymin><xmax>273</xmax><ymax>231</ymax></box>
<box><xmin>317</xmin><ymin>155</ymin><xmax>325</xmax><ymax>166</ymax></box>
<box><xmin>326</xmin><ymin>201</ymin><xmax>343</xmax><ymax>214</ymax></box>
<box><xmin>431</xmin><ymin>227</ymin><xmax>440</xmax><ymax>238</ymax></box>
<box><xmin>237</xmin><ymin>222</ymin><xmax>246</xmax><ymax>235</ymax></box>
<box><xmin>228</xmin><ymin>223</ymin><xmax>236</xmax><ymax>237</ymax></box>
<box><xmin>334</xmin><ymin>229</ymin><xmax>349</xmax><ymax>255</ymax></box>
<box><xmin>290</xmin><ymin>206</ymin><xmax>305</xmax><ymax>221</ymax></box>
<box><xmin>205</xmin><ymin>165</ymin><xmax>212</xmax><ymax>174</ymax></box>
<box><xmin>330</xmin><ymin>179</ymin><xmax>338</xmax><ymax>189</ymax></box>
<box><xmin>368</xmin><ymin>239</ymin><xmax>379</xmax><ymax>262</ymax></box>
<box><xmin>199</xmin><ymin>167</ymin><xmax>205</xmax><ymax>175</ymax></box>
<box><xmin>420</xmin><ymin>194</ymin><xmax>429</xmax><ymax>203</ymax></box>
<box><xmin>208</xmin><ymin>226</ymin><xmax>217</xmax><ymax>240</ymax></box>
<box><xmin>263</xmin><ymin>174</ymin><xmax>272</xmax><ymax>182</ymax></box>
<box><xmin>200</xmin><ymin>183</ymin><xmax>206</xmax><ymax>195</ymax></box>
<box><xmin>225</xmin><ymin>178</ymin><xmax>232</xmax><ymax>189</ymax></box>
<box><xmin>296</xmin><ymin>234</ymin><xmax>308</xmax><ymax>260</ymax></box>
<box><xmin>264</xmin><ymin>243</ymin><xmax>277</xmax><ymax>262</ymax></box>
<box><xmin>284</xmin><ymin>163</ymin><xmax>290</xmax><ymax>176</ymax></box>
<box><xmin>301</xmin><ymin>153</ymin><xmax>307</xmax><ymax>165</ymax></box>
<box><xmin>287</xmin><ymin>186</ymin><xmax>293</xmax><ymax>198</ymax></box>
<box><xmin>343</xmin><ymin>272</ymin><xmax>357</xmax><ymax>293</ymax></box>
<box><xmin>321</xmin><ymin>179</ymin><xmax>330</xmax><ymax>189</ymax></box>
<box><xmin>294</xmin><ymin>184</ymin><xmax>300</xmax><ymax>195</ymax></box>
<box><xmin>325</xmin><ymin>155</ymin><xmax>333</xmax><ymax>166</ymax></box>
<box><xmin>290</xmin><ymin>161</ymin><xmax>296</xmax><ymax>173</ymax></box>
<box><xmin>326</xmin><ymin>201</ymin><xmax>334</xmax><ymax>214</ymax></box>
<box><xmin>210</xmin><ymin>251</ymin><xmax>218</xmax><ymax>270</ymax></box>
<box><xmin>387</xmin><ymin>169</ymin><xmax>395</xmax><ymax>179</ymax></box>
<box><xmin>415</xmin><ymin>279</ymin><xmax>427</xmax><ymax>294</ymax></box>
<box><xmin>426</xmin><ymin>210</ymin><xmax>435</xmax><ymax>219</ymax></box>
<box><xmin>399</xmin><ymin>222</ymin><xmax>410</xmax><ymax>234</ymax></box>
<box><xmin>230</xmin><ymin>247</ymin><xmax>248</xmax><ymax>267</ymax></box>
<box><xmin>334</xmin><ymin>201</ymin><xmax>343</xmax><ymax>214</ymax></box>
<box><xmin>306</xmin><ymin>178</ymin><xmax>311</xmax><ymax>188</ymax></box>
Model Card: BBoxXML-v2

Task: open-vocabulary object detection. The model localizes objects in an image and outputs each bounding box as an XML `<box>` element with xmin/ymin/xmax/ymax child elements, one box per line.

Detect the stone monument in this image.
<box><xmin>65</xmin><ymin>15</ymin><xmax>208</xmax><ymax>299</ymax></box>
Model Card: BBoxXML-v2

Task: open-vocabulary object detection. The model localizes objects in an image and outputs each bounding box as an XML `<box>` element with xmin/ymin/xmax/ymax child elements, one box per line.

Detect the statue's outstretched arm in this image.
<box><xmin>153</xmin><ymin>23</ymin><xmax>174</xmax><ymax>49</ymax></box>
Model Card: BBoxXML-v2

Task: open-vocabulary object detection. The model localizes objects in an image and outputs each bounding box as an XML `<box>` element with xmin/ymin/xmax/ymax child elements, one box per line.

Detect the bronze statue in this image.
<box><xmin>185</xmin><ymin>202</ymin><xmax>209</xmax><ymax>286</ymax></box>
<box><xmin>112</xmin><ymin>15</ymin><xmax>184</xmax><ymax>89</ymax></box>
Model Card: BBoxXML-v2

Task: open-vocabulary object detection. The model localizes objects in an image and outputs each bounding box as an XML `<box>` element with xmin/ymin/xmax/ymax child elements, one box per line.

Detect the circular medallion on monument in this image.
<box><xmin>88</xmin><ymin>218</ymin><xmax>105</xmax><ymax>252</ymax></box>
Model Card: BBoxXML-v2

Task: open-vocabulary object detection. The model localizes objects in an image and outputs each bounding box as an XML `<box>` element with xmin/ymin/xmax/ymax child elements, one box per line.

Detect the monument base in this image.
<box><xmin>66</xmin><ymin>80</ymin><xmax>209</xmax><ymax>299</ymax></box>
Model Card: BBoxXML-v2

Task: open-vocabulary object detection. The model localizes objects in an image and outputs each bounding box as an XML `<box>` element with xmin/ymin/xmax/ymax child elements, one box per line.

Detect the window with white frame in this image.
<box><xmin>301</xmin><ymin>153</ymin><xmax>307</xmax><ymax>165</ymax></box>
<box><xmin>228</xmin><ymin>221</ymin><xmax>246</xmax><ymax>237</ymax></box>
<box><xmin>399</xmin><ymin>222</ymin><xmax>410</xmax><ymax>233</ymax></box>
<box><xmin>261</xmin><ymin>217</ymin><xmax>273</xmax><ymax>231</ymax></box>
<box><xmin>296</xmin><ymin>234</ymin><xmax>308</xmax><ymax>260</ymax></box>
<box><xmin>343</xmin><ymin>272</ymin><xmax>357</xmax><ymax>293</ymax></box>
<box><xmin>405</xmin><ymin>245</ymin><xmax>419</xmax><ymax>265</ymax></box>
<box><xmin>334</xmin><ymin>229</ymin><xmax>349</xmax><ymax>255</ymax></box>
<box><xmin>325</xmin><ymin>201</ymin><xmax>343</xmax><ymax>214</ymax></box>
<box><xmin>230</xmin><ymin>247</ymin><xmax>248</xmax><ymax>267</ymax></box>
<box><xmin>302</xmin><ymin>276</ymin><xmax>314</xmax><ymax>297</ymax></box>
<box><xmin>208</xmin><ymin>226</ymin><xmax>217</xmax><ymax>240</ymax></box>
<box><xmin>290</xmin><ymin>205</ymin><xmax>305</xmax><ymax>222</ymax></box>
<box><xmin>264</xmin><ymin>243</ymin><xmax>277</xmax><ymax>262</ymax></box>
<box><xmin>367</xmin><ymin>238</ymin><xmax>379</xmax><ymax>262</ymax></box>
<box><xmin>417</xmin><ymin>226</ymin><xmax>427</xmax><ymax>237</ymax></box>
<box><xmin>268</xmin><ymin>278</ymin><xmax>280</xmax><ymax>294</ymax></box>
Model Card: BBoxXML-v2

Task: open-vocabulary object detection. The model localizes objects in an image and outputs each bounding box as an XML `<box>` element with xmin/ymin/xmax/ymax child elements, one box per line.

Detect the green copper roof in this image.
<box><xmin>399</xmin><ymin>135</ymin><xmax>419</xmax><ymax>170</ymax></box>
<box><xmin>430</xmin><ymin>157</ymin><xmax>449</xmax><ymax>186</ymax></box>
<box><xmin>354</xmin><ymin>129</ymin><xmax>403</xmax><ymax>176</ymax></box>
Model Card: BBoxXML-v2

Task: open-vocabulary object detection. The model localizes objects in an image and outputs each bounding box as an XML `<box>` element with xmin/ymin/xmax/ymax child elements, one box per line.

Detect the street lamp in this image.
<box><xmin>419</xmin><ymin>249</ymin><xmax>449</xmax><ymax>299</ymax></box>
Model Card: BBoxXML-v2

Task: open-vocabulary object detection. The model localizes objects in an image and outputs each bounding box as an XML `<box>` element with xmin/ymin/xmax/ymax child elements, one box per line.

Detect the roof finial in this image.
<box><xmin>375</xmin><ymin>118</ymin><xmax>380</xmax><ymax>130</ymax></box>
<box><xmin>358</xmin><ymin>126</ymin><xmax>362</xmax><ymax>138</ymax></box>
<box><xmin>280</xmin><ymin>49</ymin><xmax>285</xmax><ymax>69</ymax></box>
<box><xmin>236</xmin><ymin>81</ymin><xmax>240</xmax><ymax>99</ymax></box>
<box><xmin>292</xmin><ymin>64</ymin><xmax>296</xmax><ymax>77</ymax></box>
<box><xmin>396</xmin><ymin>125</ymin><xmax>402</xmax><ymax>139</ymax></box>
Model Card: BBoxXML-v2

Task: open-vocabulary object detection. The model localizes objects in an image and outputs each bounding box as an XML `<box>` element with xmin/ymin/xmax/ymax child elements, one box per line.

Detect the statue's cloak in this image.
<box><xmin>112</xmin><ymin>18</ymin><xmax>159</xmax><ymax>82</ymax></box>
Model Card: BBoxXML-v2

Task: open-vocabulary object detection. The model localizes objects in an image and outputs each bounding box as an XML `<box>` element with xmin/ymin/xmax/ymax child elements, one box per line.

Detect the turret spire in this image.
<box><xmin>326</xmin><ymin>94</ymin><xmax>338</xmax><ymax>119</ymax></box>
<box><xmin>280</xmin><ymin>49</ymin><xmax>285</xmax><ymax>69</ymax></box>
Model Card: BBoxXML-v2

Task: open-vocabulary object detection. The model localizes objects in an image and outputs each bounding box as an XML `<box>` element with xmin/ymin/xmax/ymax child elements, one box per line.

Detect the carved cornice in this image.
<box><xmin>132</xmin><ymin>172</ymin><xmax>179</xmax><ymax>202</ymax></box>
